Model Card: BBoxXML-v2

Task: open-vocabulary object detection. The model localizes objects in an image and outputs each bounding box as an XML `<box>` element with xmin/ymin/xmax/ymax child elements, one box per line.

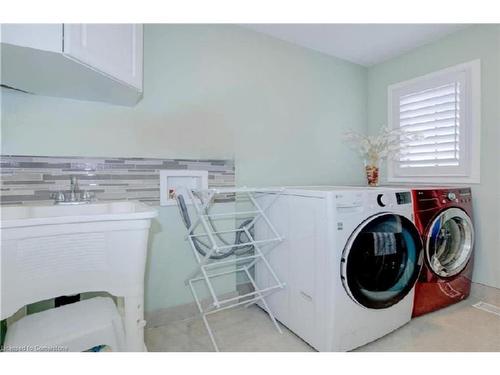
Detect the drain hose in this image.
<box><xmin>176</xmin><ymin>193</ymin><xmax>254</xmax><ymax>260</ymax></box>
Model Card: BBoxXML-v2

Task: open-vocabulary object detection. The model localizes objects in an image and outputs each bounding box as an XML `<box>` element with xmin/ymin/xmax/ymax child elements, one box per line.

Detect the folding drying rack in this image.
<box><xmin>183</xmin><ymin>187</ymin><xmax>285</xmax><ymax>351</ymax></box>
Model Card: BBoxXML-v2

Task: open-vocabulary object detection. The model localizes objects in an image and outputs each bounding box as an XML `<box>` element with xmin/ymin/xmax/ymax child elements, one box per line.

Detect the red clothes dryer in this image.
<box><xmin>412</xmin><ymin>187</ymin><xmax>475</xmax><ymax>317</ymax></box>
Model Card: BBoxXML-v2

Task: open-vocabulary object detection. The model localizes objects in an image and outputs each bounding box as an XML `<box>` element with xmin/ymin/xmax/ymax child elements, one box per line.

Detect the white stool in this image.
<box><xmin>4</xmin><ymin>297</ymin><xmax>126</xmax><ymax>352</ymax></box>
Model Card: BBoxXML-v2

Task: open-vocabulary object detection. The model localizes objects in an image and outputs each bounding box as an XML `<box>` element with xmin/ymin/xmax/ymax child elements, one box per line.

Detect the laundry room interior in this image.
<box><xmin>1</xmin><ymin>2</ymin><xmax>500</xmax><ymax>364</ymax></box>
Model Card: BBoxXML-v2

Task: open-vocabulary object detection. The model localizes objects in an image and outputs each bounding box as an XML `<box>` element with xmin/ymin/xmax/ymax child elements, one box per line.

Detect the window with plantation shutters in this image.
<box><xmin>399</xmin><ymin>81</ymin><xmax>462</xmax><ymax>169</ymax></box>
<box><xmin>388</xmin><ymin>60</ymin><xmax>481</xmax><ymax>183</ymax></box>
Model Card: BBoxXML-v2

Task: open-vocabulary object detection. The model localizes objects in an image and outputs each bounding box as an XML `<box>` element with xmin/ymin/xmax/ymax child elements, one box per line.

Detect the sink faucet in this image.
<box><xmin>69</xmin><ymin>176</ymin><xmax>79</xmax><ymax>202</ymax></box>
<box><xmin>51</xmin><ymin>175</ymin><xmax>95</xmax><ymax>205</ymax></box>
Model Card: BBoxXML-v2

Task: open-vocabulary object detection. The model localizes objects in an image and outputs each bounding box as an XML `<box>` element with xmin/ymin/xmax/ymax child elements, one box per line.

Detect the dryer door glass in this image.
<box><xmin>426</xmin><ymin>208</ymin><xmax>474</xmax><ymax>278</ymax></box>
<box><xmin>342</xmin><ymin>214</ymin><xmax>423</xmax><ymax>309</ymax></box>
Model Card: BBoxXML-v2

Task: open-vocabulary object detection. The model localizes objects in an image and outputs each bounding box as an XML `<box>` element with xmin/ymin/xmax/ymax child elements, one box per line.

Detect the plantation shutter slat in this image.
<box><xmin>399</xmin><ymin>84</ymin><xmax>456</xmax><ymax>105</ymax></box>
<box><xmin>397</xmin><ymin>81</ymin><xmax>461</xmax><ymax>169</ymax></box>
<box><xmin>400</xmin><ymin>109</ymin><xmax>457</xmax><ymax>126</ymax></box>
<box><xmin>400</xmin><ymin>93</ymin><xmax>457</xmax><ymax>112</ymax></box>
<box><xmin>399</xmin><ymin>159</ymin><xmax>461</xmax><ymax>168</ymax></box>
<box><xmin>403</xmin><ymin>142</ymin><xmax>459</xmax><ymax>155</ymax></box>
<box><xmin>407</xmin><ymin>134</ymin><xmax>457</xmax><ymax>146</ymax></box>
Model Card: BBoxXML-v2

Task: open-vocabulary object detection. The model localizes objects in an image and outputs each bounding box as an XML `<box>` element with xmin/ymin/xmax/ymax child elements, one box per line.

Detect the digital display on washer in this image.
<box><xmin>395</xmin><ymin>192</ymin><xmax>411</xmax><ymax>205</ymax></box>
<box><xmin>458</xmin><ymin>188</ymin><xmax>471</xmax><ymax>196</ymax></box>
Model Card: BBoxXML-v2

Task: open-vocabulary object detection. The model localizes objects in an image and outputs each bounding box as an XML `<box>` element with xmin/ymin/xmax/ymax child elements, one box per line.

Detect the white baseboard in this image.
<box><xmin>470</xmin><ymin>282</ymin><xmax>500</xmax><ymax>302</ymax></box>
<box><xmin>145</xmin><ymin>282</ymin><xmax>255</xmax><ymax>328</ymax></box>
<box><xmin>145</xmin><ymin>291</ymin><xmax>236</xmax><ymax>328</ymax></box>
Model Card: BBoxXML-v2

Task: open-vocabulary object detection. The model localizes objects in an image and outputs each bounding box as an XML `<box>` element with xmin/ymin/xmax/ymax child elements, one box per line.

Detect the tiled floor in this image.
<box><xmin>145</xmin><ymin>284</ymin><xmax>500</xmax><ymax>352</ymax></box>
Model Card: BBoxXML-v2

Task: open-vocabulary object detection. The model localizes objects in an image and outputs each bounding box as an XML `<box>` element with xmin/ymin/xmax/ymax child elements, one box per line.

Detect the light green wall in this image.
<box><xmin>1</xmin><ymin>24</ymin><xmax>367</xmax><ymax>186</ymax></box>
<box><xmin>1</xmin><ymin>25</ymin><xmax>368</xmax><ymax>311</ymax></box>
<box><xmin>367</xmin><ymin>25</ymin><xmax>500</xmax><ymax>289</ymax></box>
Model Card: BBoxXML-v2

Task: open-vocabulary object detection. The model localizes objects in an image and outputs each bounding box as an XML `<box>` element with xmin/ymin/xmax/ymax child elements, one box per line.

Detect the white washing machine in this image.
<box><xmin>254</xmin><ymin>186</ymin><xmax>423</xmax><ymax>351</ymax></box>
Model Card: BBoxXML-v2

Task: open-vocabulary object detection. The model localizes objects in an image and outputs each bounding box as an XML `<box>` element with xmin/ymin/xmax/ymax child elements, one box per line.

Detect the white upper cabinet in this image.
<box><xmin>63</xmin><ymin>24</ymin><xmax>143</xmax><ymax>90</ymax></box>
<box><xmin>0</xmin><ymin>24</ymin><xmax>63</xmax><ymax>52</ymax></box>
<box><xmin>1</xmin><ymin>24</ymin><xmax>143</xmax><ymax>106</ymax></box>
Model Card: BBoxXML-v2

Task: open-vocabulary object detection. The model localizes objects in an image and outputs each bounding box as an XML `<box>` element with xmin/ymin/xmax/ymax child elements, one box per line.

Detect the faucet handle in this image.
<box><xmin>51</xmin><ymin>191</ymin><xmax>66</xmax><ymax>202</ymax></box>
<box><xmin>81</xmin><ymin>190</ymin><xmax>94</xmax><ymax>201</ymax></box>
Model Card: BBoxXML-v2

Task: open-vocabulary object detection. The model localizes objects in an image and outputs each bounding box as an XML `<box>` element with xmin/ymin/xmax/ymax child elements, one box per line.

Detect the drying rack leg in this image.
<box><xmin>189</xmin><ymin>279</ymin><xmax>220</xmax><ymax>351</ymax></box>
<box><xmin>243</xmin><ymin>268</ymin><xmax>283</xmax><ymax>334</ymax></box>
<box><xmin>201</xmin><ymin>314</ymin><xmax>219</xmax><ymax>352</ymax></box>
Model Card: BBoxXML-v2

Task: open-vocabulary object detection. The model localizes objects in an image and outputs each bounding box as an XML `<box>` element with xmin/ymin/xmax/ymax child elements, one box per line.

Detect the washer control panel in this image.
<box><xmin>447</xmin><ymin>192</ymin><xmax>457</xmax><ymax>201</ymax></box>
<box><xmin>395</xmin><ymin>191</ymin><xmax>412</xmax><ymax>205</ymax></box>
<box><xmin>335</xmin><ymin>192</ymin><xmax>363</xmax><ymax>208</ymax></box>
<box><xmin>376</xmin><ymin>194</ymin><xmax>387</xmax><ymax>207</ymax></box>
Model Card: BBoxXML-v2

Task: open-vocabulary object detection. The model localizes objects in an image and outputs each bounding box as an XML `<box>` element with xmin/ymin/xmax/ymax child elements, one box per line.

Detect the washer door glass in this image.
<box><xmin>427</xmin><ymin>208</ymin><xmax>474</xmax><ymax>278</ymax></box>
<box><xmin>342</xmin><ymin>214</ymin><xmax>423</xmax><ymax>309</ymax></box>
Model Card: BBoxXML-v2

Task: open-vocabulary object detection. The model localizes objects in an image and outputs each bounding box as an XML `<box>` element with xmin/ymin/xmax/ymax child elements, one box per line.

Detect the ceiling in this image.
<box><xmin>242</xmin><ymin>24</ymin><xmax>469</xmax><ymax>66</ymax></box>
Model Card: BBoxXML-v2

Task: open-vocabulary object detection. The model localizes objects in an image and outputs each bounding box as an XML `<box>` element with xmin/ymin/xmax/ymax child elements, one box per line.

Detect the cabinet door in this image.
<box><xmin>63</xmin><ymin>24</ymin><xmax>143</xmax><ymax>90</ymax></box>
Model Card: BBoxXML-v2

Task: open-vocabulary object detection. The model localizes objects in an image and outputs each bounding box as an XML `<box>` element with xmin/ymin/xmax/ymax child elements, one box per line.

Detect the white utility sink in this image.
<box><xmin>0</xmin><ymin>200</ymin><xmax>158</xmax><ymax>351</ymax></box>
<box><xmin>1</xmin><ymin>201</ymin><xmax>156</xmax><ymax>228</ymax></box>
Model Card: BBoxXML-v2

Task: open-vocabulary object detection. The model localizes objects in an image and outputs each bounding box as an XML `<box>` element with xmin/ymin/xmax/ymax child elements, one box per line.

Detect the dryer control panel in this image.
<box><xmin>414</xmin><ymin>188</ymin><xmax>472</xmax><ymax>206</ymax></box>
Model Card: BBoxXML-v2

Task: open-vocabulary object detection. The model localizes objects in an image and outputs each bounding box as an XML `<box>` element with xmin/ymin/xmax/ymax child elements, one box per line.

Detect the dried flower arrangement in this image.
<box><xmin>343</xmin><ymin>126</ymin><xmax>417</xmax><ymax>186</ymax></box>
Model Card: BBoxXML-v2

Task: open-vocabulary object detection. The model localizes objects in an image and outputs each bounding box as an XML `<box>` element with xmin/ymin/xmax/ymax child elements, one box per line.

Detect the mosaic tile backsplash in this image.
<box><xmin>0</xmin><ymin>155</ymin><xmax>235</xmax><ymax>206</ymax></box>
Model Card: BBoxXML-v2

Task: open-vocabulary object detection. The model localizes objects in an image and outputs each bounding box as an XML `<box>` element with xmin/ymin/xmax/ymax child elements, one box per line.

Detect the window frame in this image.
<box><xmin>387</xmin><ymin>60</ymin><xmax>481</xmax><ymax>184</ymax></box>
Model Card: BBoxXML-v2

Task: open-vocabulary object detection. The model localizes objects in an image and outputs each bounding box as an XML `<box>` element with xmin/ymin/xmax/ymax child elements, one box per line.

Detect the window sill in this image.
<box><xmin>387</xmin><ymin>176</ymin><xmax>480</xmax><ymax>185</ymax></box>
